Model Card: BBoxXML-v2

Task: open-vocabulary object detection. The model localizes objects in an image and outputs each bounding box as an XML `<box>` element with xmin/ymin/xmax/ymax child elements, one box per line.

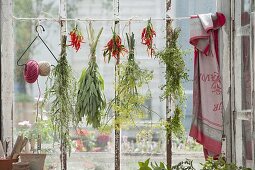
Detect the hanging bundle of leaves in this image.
<box><xmin>44</xmin><ymin>35</ymin><xmax>77</xmax><ymax>153</ymax></box>
<box><xmin>109</xmin><ymin>33</ymin><xmax>153</xmax><ymax>129</ymax></box>
<box><xmin>156</xmin><ymin>28</ymin><xmax>188</xmax><ymax>136</ymax></box>
<box><xmin>75</xmin><ymin>24</ymin><xmax>105</xmax><ymax>128</ymax></box>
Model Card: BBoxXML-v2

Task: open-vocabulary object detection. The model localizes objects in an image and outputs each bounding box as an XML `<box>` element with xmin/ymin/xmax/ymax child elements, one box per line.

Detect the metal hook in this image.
<box><xmin>35</xmin><ymin>25</ymin><xmax>45</xmax><ymax>35</ymax></box>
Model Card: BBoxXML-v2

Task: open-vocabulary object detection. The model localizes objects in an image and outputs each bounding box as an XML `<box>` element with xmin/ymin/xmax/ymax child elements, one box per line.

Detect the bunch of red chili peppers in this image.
<box><xmin>141</xmin><ymin>19</ymin><xmax>156</xmax><ymax>57</ymax></box>
<box><xmin>68</xmin><ymin>26</ymin><xmax>84</xmax><ymax>52</ymax></box>
<box><xmin>103</xmin><ymin>30</ymin><xmax>127</xmax><ymax>64</ymax></box>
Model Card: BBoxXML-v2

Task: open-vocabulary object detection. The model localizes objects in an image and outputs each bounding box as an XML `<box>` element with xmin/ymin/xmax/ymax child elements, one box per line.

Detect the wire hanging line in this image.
<box><xmin>13</xmin><ymin>16</ymin><xmax>190</xmax><ymax>22</ymax></box>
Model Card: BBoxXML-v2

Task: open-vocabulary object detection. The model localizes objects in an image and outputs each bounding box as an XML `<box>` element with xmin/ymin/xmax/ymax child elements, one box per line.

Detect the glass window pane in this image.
<box><xmin>13</xmin><ymin>0</ymin><xmax>217</xmax><ymax>169</ymax></box>
<box><xmin>119</xmin><ymin>0</ymin><xmax>165</xmax><ymax>18</ymax></box>
<box><xmin>67</xmin><ymin>0</ymin><xmax>113</xmax><ymax>19</ymax></box>
<box><xmin>172</xmin><ymin>0</ymin><xmax>216</xmax><ymax>18</ymax></box>
<box><xmin>13</xmin><ymin>0</ymin><xmax>59</xmax><ymax>18</ymax></box>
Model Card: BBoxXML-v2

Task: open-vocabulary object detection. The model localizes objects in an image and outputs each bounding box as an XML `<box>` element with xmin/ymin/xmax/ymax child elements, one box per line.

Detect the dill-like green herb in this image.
<box><xmin>44</xmin><ymin>35</ymin><xmax>77</xmax><ymax>153</ymax></box>
<box><xmin>156</xmin><ymin>28</ymin><xmax>189</xmax><ymax>136</ymax></box>
<box><xmin>109</xmin><ymin>33</ymin><xmax>153</xmax><ymax>129</ymax></box>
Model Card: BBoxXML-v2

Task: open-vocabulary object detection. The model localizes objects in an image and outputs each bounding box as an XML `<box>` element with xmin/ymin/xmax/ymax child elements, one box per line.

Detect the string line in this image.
<box><xmin>36</xmin><ymin>79</ymin><xmax>41</xmax><ymax>122</ymax></box>
<box><xmin>13</xmin><ymin>16</ymin><xmax>190</xmax><ymax>22</ymax></box>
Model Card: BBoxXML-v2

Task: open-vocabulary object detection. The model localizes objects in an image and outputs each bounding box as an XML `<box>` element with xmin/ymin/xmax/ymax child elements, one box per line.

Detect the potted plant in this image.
<box><xmin>19</xmin><ymin>153</ymin><xmax>46</xmax><ymax>170</ymax></box>
<box><xmin>0</xmin><ymin>159</ymin><xmax>19</xmax><ymax>170</ymax></box>
<box><xmin>17</xmin><ymin>117</ymin><xmax>53</xmax><ymax>170</ymax></box>
<box><xmin>16</xmin><ymin>97</ymin><xmax>54</xmax><ymax>170</ymax></box>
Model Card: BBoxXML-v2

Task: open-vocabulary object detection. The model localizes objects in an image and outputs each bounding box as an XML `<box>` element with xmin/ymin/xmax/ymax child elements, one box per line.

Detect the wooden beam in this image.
<box><xmin>251</xmin><ymin>1</ymin><xmax>255</xmax><ymax>168</ymax></box>
<box><xmin>59</xmin><ymin>0</ymin><xmax>67</xmax><ymax>169</ymax></box>
<box><xmin>0</xmin><ymin>0</ymin><xmax>14</xmax><ymax>153</ymax></box>
<box><xmin>217</xmin><ymin>0</ymin><xmax>233</xmax><ymax>163</ymax></box>
<box><xmin>0</xmin><ymin>0</ymin><xmax>2</xmax><ymax>142</ymax></box>
<box><xmin>113</xmin><ymin>0</ymin><xmax>121</xmax><ymax>170</ymax></box>
<box><xmin>166</xmin><ymin>0</ymin><xmax>172</xmax><ymax>168</ymax></box>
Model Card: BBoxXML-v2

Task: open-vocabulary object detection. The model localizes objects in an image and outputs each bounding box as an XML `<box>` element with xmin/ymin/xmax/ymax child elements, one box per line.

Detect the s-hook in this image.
<box><xmin>17</xmin><ymin>25</ymin><xmax>58</xmax><ymax>67</ymax></box>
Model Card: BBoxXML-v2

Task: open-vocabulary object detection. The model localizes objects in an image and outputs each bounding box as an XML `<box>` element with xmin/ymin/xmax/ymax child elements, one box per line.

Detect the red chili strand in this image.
<box><xmin>103</xmin><ymin>32</ymin><xmax>127</xmax><ymax>63</ymax></box>
<box><xmin>68</xmin><ymin>27</ymin><xmax>85</xmax><ymax>52</ymax></box>
<box><xmin>141</xmin><ymin>20</ymin><xmax>156</xmax><ymax>57</ymax></box>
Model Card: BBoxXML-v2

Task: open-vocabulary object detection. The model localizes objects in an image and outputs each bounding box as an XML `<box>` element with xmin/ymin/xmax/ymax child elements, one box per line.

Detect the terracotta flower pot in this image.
<box><xmin>20</xmin><ymin>153</ymin><xmax>46</xmax><ymax>170</ymax></box>
<box><xmin>0</xmin><ymin>158</ymin><xmax>18</xmax><ymax>170</ymax></box>
<box><xmin>12</xmin><ymin>162</ymin><xmax>30</xmax><ymax>170</ymax></box>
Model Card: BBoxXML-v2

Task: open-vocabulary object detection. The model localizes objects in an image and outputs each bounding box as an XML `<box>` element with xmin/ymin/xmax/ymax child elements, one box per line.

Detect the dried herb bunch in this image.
<box><xmin>156</xmin><ymin>28</ymin><xmax>188</xmax><ymax>136</ymax></box>
<box><xmin>44</xmin><ymin>35</ymin><xmax>77</xmax><ymax>152</ymax></box>
<box><xmin>110</xmin><ymin>33</ymin><xmax>153</xmax><ymax>129</ymax></box>
<box><xmin>75</xmin><ymin>24</ymin><xmax>106</xmax><ymax>128</ymax></box>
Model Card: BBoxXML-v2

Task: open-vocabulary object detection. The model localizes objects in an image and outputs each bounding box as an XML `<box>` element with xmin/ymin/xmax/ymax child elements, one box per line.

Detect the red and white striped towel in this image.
<box><xmin>189</xmin><ymin>12</ymin><xmax>226</xmax><ymax>159</ymax></box>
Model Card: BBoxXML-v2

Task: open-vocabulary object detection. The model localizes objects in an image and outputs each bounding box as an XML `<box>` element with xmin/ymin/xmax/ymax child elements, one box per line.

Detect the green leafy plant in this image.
<box><xmin>201</xmin><ymin>157</ymin><xmax>251</xmax><ymax>170</ymax></box>
<box><xmin>27</xmin><ymin>119</ymin><xmax>54</xmax><ymax>143</ymax></box>
<box><xmin>138</xmin><ymin>158</ymin><xmax>153</xmax><ymax>170</ymax></box>
<box><xmin>16</xmin><ymin>120</ymin><xmax>53</xmax><ymax>150</ymax></box>
<box><xmin>151</xmin><ymin>162</ymin><xmax>171</xmax><ymax>170</ymax></box>
<box><xmin>156</xmin><ymin>28</ymin><xmax>188</xmax><ymax>136</ymax></box>
<box><xmin>171</xmin><ymin>159</ymin><xmax>196</xmax><ymax>170</ymax></box>
<box><xmin>138</xmin><ymin>159</ymin><xmax>170</xmax><ymax>170</ymax></box>
<box><xmin>106</xmin><ymin>33</ymin><xmax>153</xmax><ymax>129</ymax></box>
<box><xmin>138</xmin><ymin>157</ymin><xmax>251</xmax><ymax>170</ymax></box>
<box><xmin>136</xmin><ymin>129</ymin><xmax>153</xmax><ymax>144</ymax></box>
<box><xmin>43</xmin><ymin>35</ymin><xmax>77</xmax><ymax>153</ymax></box>
<box><xmin>75</xmin><ymin>24</ymin><xmax>105</xmax><ymax>128</ymax></box>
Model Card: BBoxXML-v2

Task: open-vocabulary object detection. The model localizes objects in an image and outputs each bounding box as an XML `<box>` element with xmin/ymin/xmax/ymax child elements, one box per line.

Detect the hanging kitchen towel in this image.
<box><xmin>189</xmin><ymin>12</ymin><xmax>226</xmax><ymax>159</ymax></box>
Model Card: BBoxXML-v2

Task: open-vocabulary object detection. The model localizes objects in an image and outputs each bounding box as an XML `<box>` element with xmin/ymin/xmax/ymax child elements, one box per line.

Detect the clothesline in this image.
<box><xmin>13</xmin><ymin>16</ymin><xmax>190</xmax><ymax>22</ymax></box>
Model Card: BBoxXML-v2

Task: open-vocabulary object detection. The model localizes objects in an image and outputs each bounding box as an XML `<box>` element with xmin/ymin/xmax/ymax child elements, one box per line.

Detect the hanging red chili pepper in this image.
<box><xmin>68</xmin><ymin>26</ymin><xmax>85</xmax><ymax>52</ymax></box>
<box><xmin>103</xmin><ymin>29</ymin><xmax>127</xmax><ymax>64</ymax></box>
<box><xmin>141</xmin><ymin>19</ymin><xmax>156</xmax><ymax>57</ymax></box>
